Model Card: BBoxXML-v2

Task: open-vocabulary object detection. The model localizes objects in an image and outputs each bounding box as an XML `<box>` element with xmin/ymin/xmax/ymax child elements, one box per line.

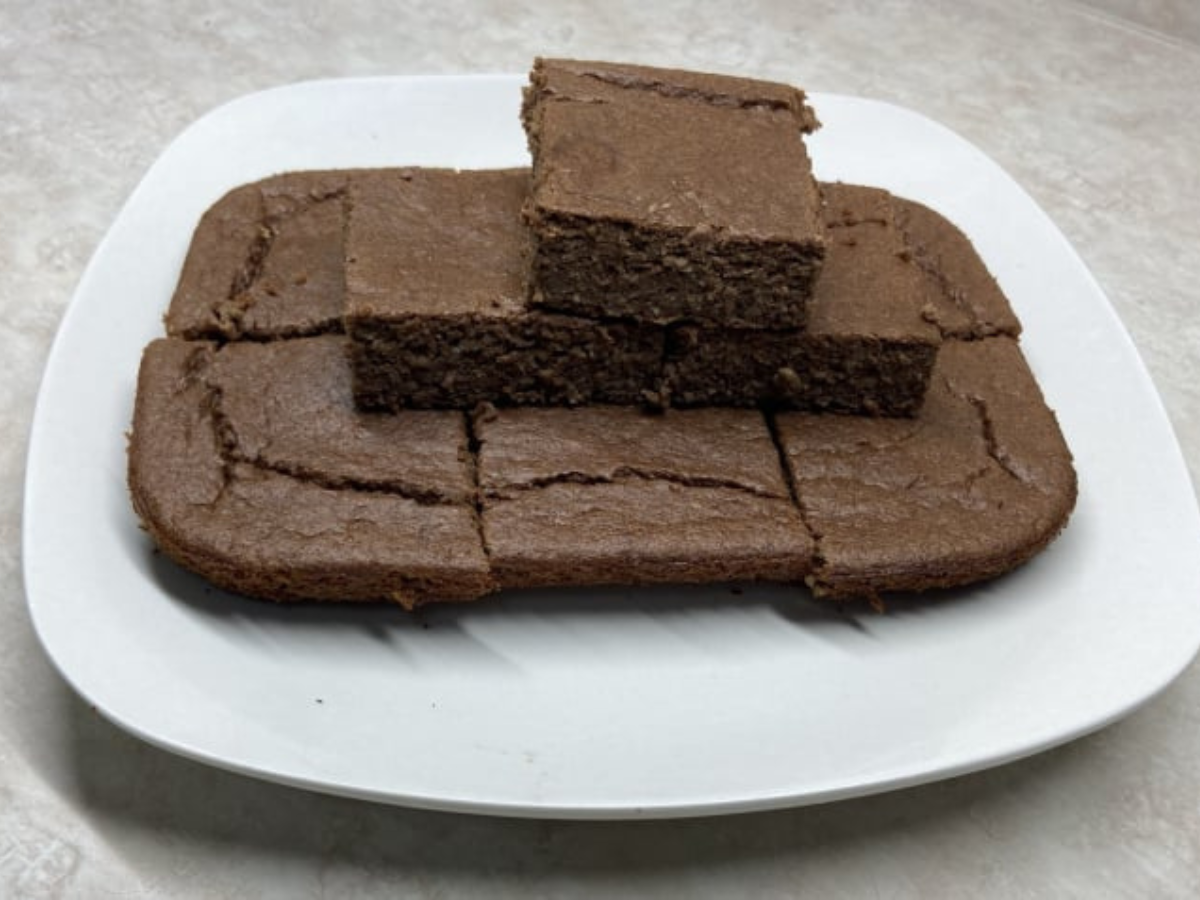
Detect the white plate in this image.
<box><xmin>24</xmin><ymin>76</ymin><xmax>1200</xmax><ymax>819</ymax></box>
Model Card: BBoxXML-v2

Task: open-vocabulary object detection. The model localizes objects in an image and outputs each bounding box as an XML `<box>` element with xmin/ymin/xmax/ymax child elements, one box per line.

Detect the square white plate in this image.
<box><xmin>24</xmin><ymin>76</ymin><xmax>1200</xmax><ymax>819</ymax></box>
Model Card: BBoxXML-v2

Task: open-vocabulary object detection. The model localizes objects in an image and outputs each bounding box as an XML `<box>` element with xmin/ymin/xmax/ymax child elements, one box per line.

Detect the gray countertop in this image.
<box><xmin>4</xmin><ymin>1</ymin><xmax>1199</xmax><ymax>896</ymax></box>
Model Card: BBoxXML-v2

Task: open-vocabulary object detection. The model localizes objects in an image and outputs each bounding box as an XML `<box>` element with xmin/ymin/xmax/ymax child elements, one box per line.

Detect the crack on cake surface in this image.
<box><xmin>529</xmin><ymin>60</ymin><xmax>819</xmax><ymax>129</ymax></box>
<box><xmin>573</xmin><ymin>71</ymin><xmax>797</xmax><ymax>112</ymax></box>
<box><xmin>212</xmin><ymin>187</ymin><xmax>348</xmax><ymax>342</ymax></box>
<box><xmin>941</xmin><ymin>376</ymin><xmax>1029</xmax><ymax>485</ymax></box>
<box><xmin>192</xmin><ymin>357</ymin><xmax>237</xmax><ymax>510</ymax></box>
<box><xmin>227</xmin><ymin>456</ymin><xmax>465</xmax><ymax>506</ymax></box>
<box><xmin>213</xmin><ymin>221</ymin><xmax>278</xmax><ymax>340</ymax></box>
<box><xmin>201</xmin><ymin>324</ymin><xmax>347</xmax><ymax>345</ymax></box>
<box><xmin>764</xmin><ymin>411</ymin><xmax>825</xmax><ymax>586</ymax></box>
<box><xmin>228</xmin><ymin>222</ymin><xmax>276</xmax><ymax>300</ymax></box>
<box><xmin>464</xmin><ymin>406</ymin><xmax>494</xmax><ymax>561</ymax></box>
<box><xmin>964</xmin><ymin>394</ymin><xmax>1026</xmax><ymax>485</ymax></box>
<box><xmin>485</xmin><ymin>464</ymin><xmax>791</xmax><ymax>502</ymax></box>
<box><xmin>895</xmin><ymin>205</ymin><xmax>1017</xmax><ymax>342</ymax></box>
<box><xmin>912</xmin><ymin>250</ymin><xmax>989</xmax><ymax>341</ymax></box>
<box><xmin>199</xmin><ymin>351</ymin><xmax>473</xmax><ymax>508</ymax></box>
<box><xmin>825</xmin><ymin>215</ymin><xmax>889</xmax><ymax>231</ymax></box>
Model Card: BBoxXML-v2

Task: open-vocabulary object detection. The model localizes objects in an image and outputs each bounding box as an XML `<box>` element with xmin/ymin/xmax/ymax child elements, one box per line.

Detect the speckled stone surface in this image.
<box><xmin>4</xmin><ymin>1</ymin><xmax>1199</xmax><ymax>896</ymax></box>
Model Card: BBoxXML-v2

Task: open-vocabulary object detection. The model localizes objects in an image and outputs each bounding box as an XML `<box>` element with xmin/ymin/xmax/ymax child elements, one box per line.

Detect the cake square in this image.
<box><xmin>664</xmin><ymin>183</ymin><xmax>942</xmax><ymax>414</ymax></box>
<box><xmin>774</xmin><ymin>336</ymin><xmax>1076</xmax><ymax>599</ymax></box>
<box><xmin>344</xmin><ymin>167</ymin><xmax>664</xmax><ymax>410</ymax></box>
<box><xmin>521</xmin><ymin>58</ymin><xmax>826</xmax><ymax>328</ymax></box>
<box><xmin>174</xmin><ymin>171</ymin><xmax>940</xmax><ymax>416</ymax></box>
<box><xmin>128</xmin><ymin>337</ymin><xmax>493</xmax><ymax>605</ymax></box>
<box><xmin>891</xmin><ymin>195</ymin><xmax>1022</xmax><ymax>339</ymax></box>
<box><xmin>475</xmin><ymin>405</ymin><xmax>814</xmax><ymax>588</ymax></box>
<box><xmin>166</xmin><ymin>170</ymin><xmax>352</xmax><ymax>340</ymax></box>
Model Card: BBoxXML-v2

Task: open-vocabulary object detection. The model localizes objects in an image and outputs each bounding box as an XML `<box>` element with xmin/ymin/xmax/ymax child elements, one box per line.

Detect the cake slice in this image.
<box><xmin>344</xmin><ymin>168</ymin><xmax>664</xmax><ymax>410</ymax></box>
<box><xmin>521</xmin><ymin>58</ymin><xmax>826</xmax><ymax>328</ymax></box>
<box><xmin>891</xmin><ymin>196</ymin><xmax>1022</xmax><ymax>339</ymax></box>
<box><xmin>475</xmin><ymin>406</ymin><xmax>814</xmax><ymax>588</ymax></box>
<box><xmin>127</xmin><ymin>336</ymin><xmax>494</xmax><ymax>606</ymax></box>
<box><xmin>166</xmin><ymin>170</ymin><xmax>353</xmax><ymax>340</ymax></box>
<box><xmin>663</xmin><ymin>183</ymin><xmax>941</xmax><ymax>414</ymax></box>
<box><xmin>775</xmin><ymin>336</ymin><xmax>1076</xmax><ymax>599</ymax></box>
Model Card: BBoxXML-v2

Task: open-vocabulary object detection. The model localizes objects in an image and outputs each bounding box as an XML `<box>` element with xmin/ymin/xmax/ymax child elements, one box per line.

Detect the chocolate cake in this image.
<box><xmin>521</xmin><ymin>58</ymin><xmax>827</xmax><ymax>328</ymax></box>
<box><xmin>776</xmin><ymin>336</ymin><xmax>1076</xmax><ymax>599</ymax></box>
<box><xmin>130</xmin><ymin>59</ymin><xmax>1075</xmax><ymax>607</ymax></box>
<box><xmin>664</xmin><ymin>183</ymin><xmax>941</xmax><ymax>414</ymax></box>
<box><xmin>476</xmin><ymin>406</ymin><xmax>813</xmax><ymax>588</ymax></box>
<box><xmin>344</xmin><ymin>168</ymin><xmax>664</xmax><ymax>410</ymax></box>
<box><xmin>128</xmin><ymin>334</ymin><xmax>1074</xmax><ymax>605</ymax></box>
<box><xmin>166</xmin><ymin>170</ymin><xmax>354</xmax><ymax>340</ymax></box>
<box><xmin>127</xmin><ymin>336</ymin><xmax>493</xmax><ymax>606</ymax></box>
<box><xmin>891</xmin><ymin>196</ymin><xmax>1023</xmax><ymax>339</ymax></box>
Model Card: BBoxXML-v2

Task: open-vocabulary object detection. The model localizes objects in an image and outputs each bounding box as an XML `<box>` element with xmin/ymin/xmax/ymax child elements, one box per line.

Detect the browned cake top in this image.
<box><xmin>208</xmin><ymin>335</ymin><xmax>475</xmax><ymax>503</ymax></box>
<box><xmin>476</xmin><ymin>405</ymin><xmax>793</xmax><ymax>499</ymax></box>
<box><xmin>809</xmin><ymin>183</ymin><xmax>940</xmax><ymax>343</ymax></box>
<box><xmin>891</xmin><ymin>195</ymin><xmax>1022</xmax><ymax>339</ymax></box>
<box><xmin>530</xmin><ymin>58</ymin><xmax>820</xmax><ymax>128</ymax></box>
<box><xmin>166</xmin><ymin>170</ymin><xmax>352</xmax><ymax>340</ymax></box>
<box><xmin>524</xmin><ymin>58</ymin><xmax>824</xmax><ymax>242</ymax></box>
<box><xmin>127</xmin><ymin>337</ymin><xmax>492</xmax><ymax>604</ymax></box>
<box><xmin>776</xmin><ymin>336</ymin><xmax>1076</xmax><ymax>597</ymax></box>
<box><xmin>476</xmin><ymin>404</ymin><xmax>814</xmax><ymax>589</ymax></box>
<box><xmin>344</xmin><ymin>168</ymin><xmax>530</xmax><ymax>320</ymax></box>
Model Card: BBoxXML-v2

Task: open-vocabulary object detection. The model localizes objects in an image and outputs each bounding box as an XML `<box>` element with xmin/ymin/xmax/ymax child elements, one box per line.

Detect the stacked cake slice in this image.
<box><xmin>520</xmin><ymin>58</ymin><xmax>825</xmax><ymax>328</ymax></box>
<box><xmin>346</xmin><ymin>59</ymin><xmax>941</xmax><ymax>417</ymax></box>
